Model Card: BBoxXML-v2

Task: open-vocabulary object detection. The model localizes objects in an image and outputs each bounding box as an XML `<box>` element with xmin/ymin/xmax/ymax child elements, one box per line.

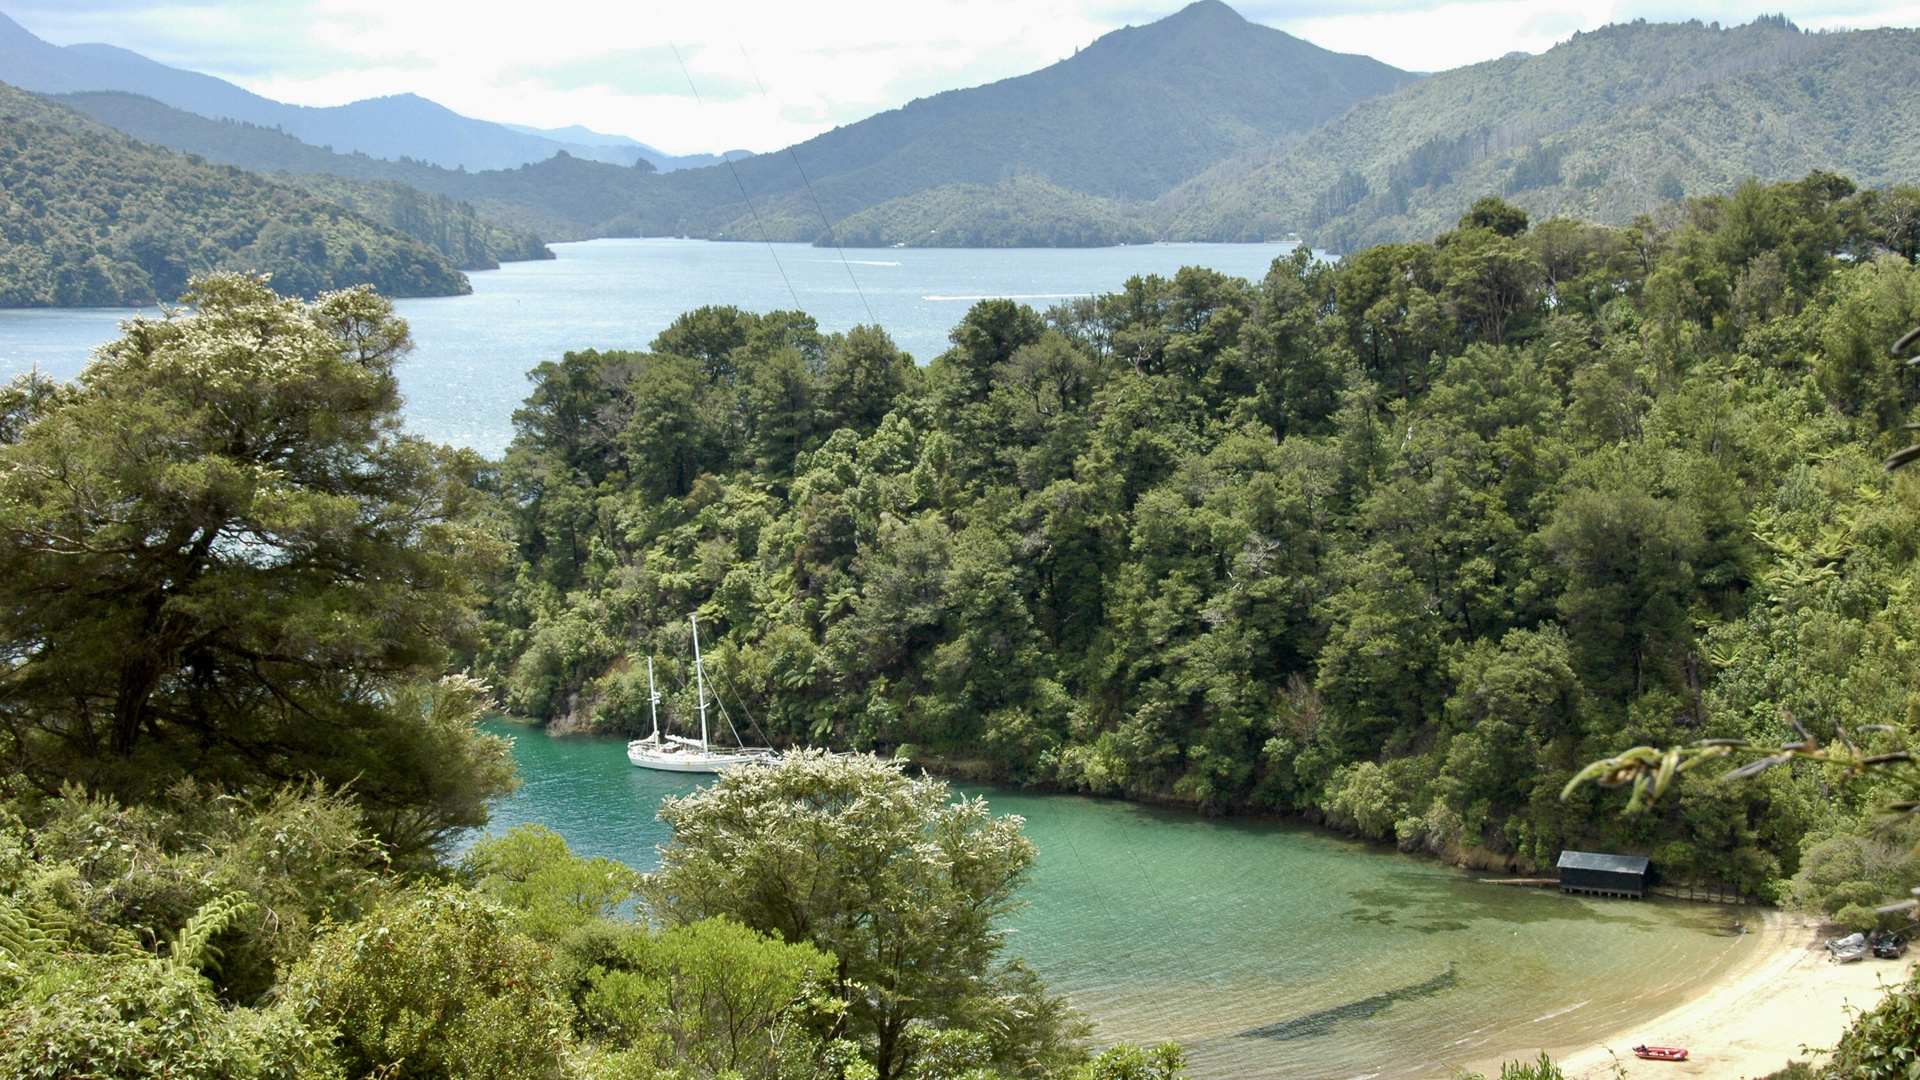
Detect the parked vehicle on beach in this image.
<box><xmin>1829</xmin><ymin>933</ymin><xmax>1871</xmax><ymax>963</ymax></box>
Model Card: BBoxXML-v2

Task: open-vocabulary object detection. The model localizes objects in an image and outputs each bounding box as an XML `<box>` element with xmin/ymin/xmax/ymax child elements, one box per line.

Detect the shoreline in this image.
<box><xmin>1532</xmin><ymin>911</ymin><xmax>1912</xmax><ymax>1080</ymax></box>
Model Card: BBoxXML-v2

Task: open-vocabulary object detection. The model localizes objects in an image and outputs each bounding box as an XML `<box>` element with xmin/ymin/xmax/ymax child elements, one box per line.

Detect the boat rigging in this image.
<box><xmin>627</xmin><ymin>613</ymin><xmax>780</xmax><ymax>773</ymax></box>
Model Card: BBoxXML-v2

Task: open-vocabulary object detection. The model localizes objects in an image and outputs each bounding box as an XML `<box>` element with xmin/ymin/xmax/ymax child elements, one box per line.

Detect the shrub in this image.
<box><xmin>283</xmin><ymin>884</ymin><xmax>571</xmax><ymax>1080</ymax></box>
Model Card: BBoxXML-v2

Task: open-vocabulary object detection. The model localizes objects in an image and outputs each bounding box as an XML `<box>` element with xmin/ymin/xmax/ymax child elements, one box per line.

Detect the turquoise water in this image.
<box><xmin>0</xmin><ymin>240</ymin><xmax>1756</xmax><ymax>1077</ymax></box>
<box><xmin>0</xmin><ymin>238</ymin><xmax>1297</xmax><ymax>457</ymax></box>
<box><xmin>480</xmin><ymin>720</ymin><xmax>1757</xmax><ymax>1080</ymax></box>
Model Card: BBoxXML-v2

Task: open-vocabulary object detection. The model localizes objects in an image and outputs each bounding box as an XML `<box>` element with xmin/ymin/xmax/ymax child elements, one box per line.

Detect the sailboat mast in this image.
<box><xmin>690</xmin><ymin>613</ymin><xmax>709</xmax><ymax>753</ymax></box>
<box><xmin>647</xmin><ymin>656</ymin><xmax>660</xmax><ymax>741</ymax></box>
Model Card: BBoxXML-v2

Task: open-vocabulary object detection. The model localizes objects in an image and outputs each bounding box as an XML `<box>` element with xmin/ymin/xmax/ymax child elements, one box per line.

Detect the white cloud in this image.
<box><xmin>7</xmin><ymin>0</ymin><xmax>1920</xmax><ymax>154</ymax></box>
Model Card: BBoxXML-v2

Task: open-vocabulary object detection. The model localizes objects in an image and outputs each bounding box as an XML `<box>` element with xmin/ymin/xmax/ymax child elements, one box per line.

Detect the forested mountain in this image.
<box><xmin>48</xmin><ymin>1</ymin><xmax>1414</xmax><ymax>247</ymax></box>
<box><xmin>480</xmin><ymin>175</ymin><xmax>1920</xmax><ymax>908</ymax></box>
<box><xmin>54</xmin><ymin>88</ymin><xmax>668</xmax><ymax>242</ymax></box>
<box><xmin>34</xmin><ymin>4</ymin><xmax>1920</xmax><ymax>254</ymax></box>
<box><xmin>0</xmin><ymin>82</ymin><xmax>469</xmax><ymax>304</ymax></box>
<box><xmin>664</xmin><ymin>0</ymin><xmax>1413</xmax><ymax>231</ymax></box>
<box><xmin>57</xmin><ymin>92</ymin><xmax>554</xmax><ymax>268</ymax></box>
<box><xmin>282</xmin><ymin>175</ymin><xmax>552</xmax><ymax>269</ymax></box>
<box><xmin>1163</xmin><ymin>17</ymin><xmax>1920</xmax><ymax>248</ymax></box>
<box><xmin>0</xmin><ymin>12</ymin><xmax>647</xmax><ymax>169</ymax></box>
<box><xmin>826</xmin><ymin>179</ymin><xmax>1152</xmax><ymax>247</ymax></box>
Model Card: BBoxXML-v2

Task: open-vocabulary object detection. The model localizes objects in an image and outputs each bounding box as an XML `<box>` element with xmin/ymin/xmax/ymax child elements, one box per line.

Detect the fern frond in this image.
<box><xmin>169</xmin><ymin>891</ymin><xmax>255</xmax><ymax>973</ymax></box>
<box><xmin>0</xmin><ymin>898</ymin><xmax>68</xmax><ymax>962</ymax></box>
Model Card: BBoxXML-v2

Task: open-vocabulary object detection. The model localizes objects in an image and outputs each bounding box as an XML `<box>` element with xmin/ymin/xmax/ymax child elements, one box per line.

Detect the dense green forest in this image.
<box><xmin>1162</xmin><ymin>18</ymin><xmax>1920</xmax><ymax>246</ymax></box>
<box><xmin>0</xmin><ymin>83</ymin><xmax>470</xmax><ymax>304</ymax></box>
<box><xmin>0</xmin><ymin>277</ymin><xmax>1114</xmax><ymax>1080</ymax></box>
<box><xmin>481</xmin><ymin>173</ymin><xmax>1920</xmax><ymax>910</ymax></box>
<box><xmin>57</xmin><ymin>91</ymin><xmax>556</xmax><ymax>266</ymax></box>
<box><xmin>14</xmin><ymin>208</ymin><xmax>1920</xmax><ymax>1079</ymax></box>
<box><xmin>827</xmin><ymin>179</ymin><xmax>1151</xmax><ymax>248</ymax></box>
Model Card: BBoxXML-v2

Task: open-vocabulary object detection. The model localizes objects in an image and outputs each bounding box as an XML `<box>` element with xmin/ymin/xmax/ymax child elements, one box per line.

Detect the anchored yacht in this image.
<box><xmin>627</xmin><ymin>614</ymin><xmax>779</xmax><ymax>773</ymax></box>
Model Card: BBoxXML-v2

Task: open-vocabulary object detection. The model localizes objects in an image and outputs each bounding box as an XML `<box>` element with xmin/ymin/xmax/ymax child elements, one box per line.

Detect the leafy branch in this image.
<box><xmin>1567</xmin><ymin>321</ymin><xmax>1920</xmax><ymax>820</ymax></box>
<box><xmin>1560</xmin><ymin>716</ymin><xmax>1920</xmax><ymax>819</ymax></box>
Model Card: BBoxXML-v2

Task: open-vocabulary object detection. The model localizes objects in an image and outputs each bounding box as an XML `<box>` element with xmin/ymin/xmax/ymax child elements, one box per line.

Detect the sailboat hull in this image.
<box><xmin>628</xmin><ymin>614</ymin><xmax>778</xmax><ymax>774</ymax></box>
<box><xmin>627</xmin><ymin>741</ymin><xmax>778</xmax><ymax>773</ymax></box>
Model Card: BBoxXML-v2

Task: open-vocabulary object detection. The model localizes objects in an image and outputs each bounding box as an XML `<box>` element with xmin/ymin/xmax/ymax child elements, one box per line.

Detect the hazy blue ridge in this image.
<box><xmin>0</xmin><ymin>81</ymin><xmax>470</xmax><ymax>305</ymax></box>
<box><xmin>0</xmin><ymin>11</ymin><xmax>620</xmax><ymax>171</ymax></box>
<box><xmin>500</xmin><ymin>122</ymin><xmax>755</xmax><ymax>173</ymax></box>
<box><xmin>55</xmin><ymin>91</ymin><xmax>555</xmax><ymax>266</ymax></box>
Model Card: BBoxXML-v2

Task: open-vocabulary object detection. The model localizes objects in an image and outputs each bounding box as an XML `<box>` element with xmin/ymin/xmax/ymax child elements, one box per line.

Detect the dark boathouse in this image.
<box><xmin>1557</xmin><ymin>851</ymin><xmax>1651</xmax><ymax>898</ymax></box>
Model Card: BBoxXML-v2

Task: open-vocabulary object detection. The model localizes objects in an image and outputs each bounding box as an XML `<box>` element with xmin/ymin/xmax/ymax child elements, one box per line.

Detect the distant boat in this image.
<box><xmin>627</xmin><ymin>614</ymin><xmax>779</xmax><ymax>773</ymax></box>
<box><xmin>1632</xmin><ymin>1046</ymin><xmax>1688</xmax><ymax>1062</ymax></box>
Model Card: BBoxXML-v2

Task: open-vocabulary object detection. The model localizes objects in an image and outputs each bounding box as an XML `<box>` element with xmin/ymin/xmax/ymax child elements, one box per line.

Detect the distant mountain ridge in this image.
<box><xmin>1158</xmin><ymin>16</ymin><xmax>1920</xmax><ymax>247</ymax></box>
<box><xmin>18</xmin><ymin>5</ymin><xmax>1919</xmax><ymax>254</ymax></box>
<box><xmin>0</xmin><ymin>12</ymin><xmax>690</xmax><ymax>171</ymax></box>
<box><xmin>0</xmin><ymin>82</ymin><xmax>470</xmax><ymax>305</ymax></box>
<box><xmin>661</xmin><ymin>0</ymin><xmax>1416</xmax><ymax>238</ymax></box>
<box><xmin>42</xmin><ymin>1</ymin><xmax>1422</xmax><ymax>249</ymax></box>
<box><xmin>499</xmin><ymin>124</ymin><xmax>749</xmax><ymax>173</ymax></box>
<box><xmin>55</xmin><ymin>91</ymin><xmax>554</xmax><ymax>267</ymax></box>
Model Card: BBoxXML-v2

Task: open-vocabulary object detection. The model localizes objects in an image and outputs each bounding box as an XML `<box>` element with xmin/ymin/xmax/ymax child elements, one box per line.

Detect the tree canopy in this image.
<box><xmin>0</xmin><ymin>274</ymin><xmax>512</xmax><ymax>859</ymax></box>
<box><xmin>485</xmin><ymin>176</ymin><xmax>1920</xmax><ymax>906</ymax></box>
<box><xmin>649</xmin><ymin>751</ymin><xmax>1083</xmax><ymax>1080</ymax></box>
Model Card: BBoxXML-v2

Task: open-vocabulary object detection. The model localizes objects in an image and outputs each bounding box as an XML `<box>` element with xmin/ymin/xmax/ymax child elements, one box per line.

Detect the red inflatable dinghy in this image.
<box><xmin>1632</xmin><ymin>1046</ymin><xmax>1689</xmax><ymax>1062</ymax></box>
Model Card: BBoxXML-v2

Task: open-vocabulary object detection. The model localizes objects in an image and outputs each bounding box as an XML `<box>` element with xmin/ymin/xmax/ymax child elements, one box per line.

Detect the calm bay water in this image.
<box><xmin>0</xmin><ymin>238</ymin><xmax>1296</xmax><ymax>456</ymax></box>
<box><xmin>0</xmin><ymin>241</ymin><xmax>1756</xmax><ymax>1077</ymax></box>
<box><xmin>482</xmin><ymin>720</ymin><xmax>1755</xmax><ymax>1080</ymax></box>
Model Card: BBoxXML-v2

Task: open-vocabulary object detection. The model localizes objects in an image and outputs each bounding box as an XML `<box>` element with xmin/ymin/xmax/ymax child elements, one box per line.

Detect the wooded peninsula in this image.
<box><xmin>9</xmin><ymin>162</ymin><xmax>1920</xmax><ymax>1078</ymax></box>
<box><xmin>483</xmin><ymin>174</ymin><xmax>1920</xmax><ymax>921</ymax></box>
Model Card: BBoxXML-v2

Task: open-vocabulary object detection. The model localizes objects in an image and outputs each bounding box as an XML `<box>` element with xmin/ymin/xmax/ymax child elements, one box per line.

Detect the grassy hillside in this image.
<box><xmin>826</xmin><ymin>178</ymin><xmax>1152</xmax><ymax>247</ymax></box>
<box><xmin>0</xmin><ymin>82</ymin><xmax>469</xmax><ymax>305</ymax></box>
<box><xmin>57</xmin><ymin>92</ymin><xmax>555</xmax><ymax>266</ymax></box>
<box><xmin>1162</xmin><ymin>18</ymin><xmax>1920</xmax><ymax>248</ymax></box>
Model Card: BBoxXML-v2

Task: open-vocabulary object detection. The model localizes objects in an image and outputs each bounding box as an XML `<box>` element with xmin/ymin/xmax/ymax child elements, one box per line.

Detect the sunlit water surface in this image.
<box><xmin>480</xmin><ymin>720</ymin><xmax>1755</xmax><ymax>1080</ymax></box>
<box><xmin>0</xmin><ymin>238</ymin><xmax>1299</xmax><ymax>456</ymax></box>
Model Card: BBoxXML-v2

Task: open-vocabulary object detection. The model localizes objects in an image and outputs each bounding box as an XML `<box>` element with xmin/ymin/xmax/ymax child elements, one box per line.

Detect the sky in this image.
<box><xmin>9</xmin><ymin>0</ymin><xmax>1920</xmax><ymax>155</ymax></box>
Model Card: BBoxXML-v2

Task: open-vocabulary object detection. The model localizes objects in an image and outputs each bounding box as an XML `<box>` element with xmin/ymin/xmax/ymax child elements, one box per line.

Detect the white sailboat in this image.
<box><xmin>627</xmin><ymin>614</ymin><xmax>779</xmax><ymax>773</ymax></box>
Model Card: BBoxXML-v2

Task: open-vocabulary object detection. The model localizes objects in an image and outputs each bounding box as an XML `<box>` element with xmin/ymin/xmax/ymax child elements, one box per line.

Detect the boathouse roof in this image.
<box><xmin>1556</xmin><ymin>851</ymin><xmax>1650</xmax><ymax>874</ymax></box>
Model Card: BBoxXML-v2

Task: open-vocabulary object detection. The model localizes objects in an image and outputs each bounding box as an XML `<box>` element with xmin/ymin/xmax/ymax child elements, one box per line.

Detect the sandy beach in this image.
<box><xmin>1546</xmin><ymin>911</ymin><xmax>1915</xmax><ymax>1080</ymax></box>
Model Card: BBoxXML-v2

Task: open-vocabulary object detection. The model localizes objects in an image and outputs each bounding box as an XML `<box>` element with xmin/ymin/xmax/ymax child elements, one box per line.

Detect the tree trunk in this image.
<box><xmin>111</xmin><ymin>651</ymin><xmax>163</xmax><ymax>757</ymax></box>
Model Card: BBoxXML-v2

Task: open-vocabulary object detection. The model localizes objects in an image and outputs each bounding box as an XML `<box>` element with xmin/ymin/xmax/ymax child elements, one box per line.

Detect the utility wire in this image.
<box><xmin>723</xmin><ymin>28</ymin><xmax>877</xmax><ymax>325</ymax></box>
<box><xmin>669</xmin><ymin>42</ymin><xmax>799</xmax><ymax>309</ymax></box>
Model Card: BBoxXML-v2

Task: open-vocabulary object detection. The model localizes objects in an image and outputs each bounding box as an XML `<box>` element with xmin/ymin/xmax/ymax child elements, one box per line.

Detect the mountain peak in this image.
<box><xmin>1167</xmin><ymin>0</ymin><xmax>1249</xmax><ymax>25</ymax></box>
